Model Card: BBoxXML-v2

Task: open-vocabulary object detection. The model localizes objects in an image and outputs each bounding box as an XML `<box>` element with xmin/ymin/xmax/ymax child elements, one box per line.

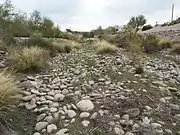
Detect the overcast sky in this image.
<box><xmin>5</xmin><ymin>0</ymin><xmax>180</xmax><ymax>31</ymax></box>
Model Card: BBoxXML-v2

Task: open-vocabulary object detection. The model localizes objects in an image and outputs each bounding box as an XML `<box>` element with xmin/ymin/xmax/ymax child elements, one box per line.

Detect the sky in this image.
<box><xmin>3</xmin><ymin>0</ymin><xmax>180</xmax><ymax>31</ymax></box>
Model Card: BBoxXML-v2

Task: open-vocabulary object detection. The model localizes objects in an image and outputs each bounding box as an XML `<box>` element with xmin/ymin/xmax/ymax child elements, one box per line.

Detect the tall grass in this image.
<box><xmin>96</xmin><ymin>40</ymin><xmax>118</xmax><ymax>54</ymax></box>
<box><xmin>0</xmin><ymin>71</ymin><xmax>19</xmax><ymax>112</ymax></box>
<box><xmin>171</xmin><ymin>44</ymin><xmax>180</xmax><ymax>54</ymax></box>
<box><xmin>0</xmin><ymin>71</ymin><xmax>20</xmax><ymax>134</ymax></box>
<box><xmin>8</xmin><ymin>46</ymin><xmax>49</xmax><ymax>72</ymax></box>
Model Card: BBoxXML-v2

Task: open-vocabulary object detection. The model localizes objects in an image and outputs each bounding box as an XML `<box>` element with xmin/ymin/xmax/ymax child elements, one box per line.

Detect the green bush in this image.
<box><xmin>135</xmin><ymin>65</ymin><xmax>144</xmax><ymax>74</ymax></box>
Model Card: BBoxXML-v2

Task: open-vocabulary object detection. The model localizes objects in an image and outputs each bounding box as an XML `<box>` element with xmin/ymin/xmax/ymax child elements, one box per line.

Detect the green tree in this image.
<box><xmin>127</xmin><ymin>15</ymin><xmax>146</xmax><ymax>32</ymax></box>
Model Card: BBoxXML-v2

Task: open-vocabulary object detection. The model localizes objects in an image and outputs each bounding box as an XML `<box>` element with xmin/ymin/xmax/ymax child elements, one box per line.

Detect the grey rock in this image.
<box><xmin>169</xmin><ymin>104</ymin><xmax>180</xmax><ymax>110</ymax></box>
<box><xmin>47</xmin><ymin>124</ymin><xmax>57</xmax><ymax>134</ymax></box>
<box><xmin>33</xmin><ymin>132</ymin><xmax>41</xmax><ymax>135</ymax></box>
<box><xmin>165</xmin><ymin>129</ymin><xmax>173</xmax><ymax>134</ymax></box>
<box><xmin>49</xmin><ymin>102</ymin><xmax>59</xmax><ymax>108</ymax></box>
<box><xmin>90</xmin><ymin>112</ymin><xmax>98</xmax><ymax>119</ymax></box>
<box><xmin>114</xmin><ymin>114</ymin><xmax>121</xmax><ymax>119</ymax></box>
<box><xmin>159</xmin><ymin>98</ymin><xmax>166</xmax><ymax>103</ymax></box>
<box><xmin>125</xmin><ymin>132</ymin><xmax>134</xmax><ymax>135</ymax></box>
<box><xmin>46</xmin><ymin>116</ymin><xmax>54</xmax><ymax>123</ymax></box>
<box><xmin>22</xmin><ymin>95</ymin><xmax>34</xmax><ymax>101</ymax></box>
<box><xmin>122</xmin><ymin>114</ymin><xmax>129</xmax><ymax>121</ymax></box>
<box><xmin>56</xmin><ymin>128</ymin><xmax>69</xmax><ymax>135</ymax></box>
<box><xmin>0</xmin><ymin>62</ymin><xmax>6</xmax><ymax>68</ymax></box>
<box><xmin>35</xmin><ymin>122</ymin><xmax>48</xmax><ymax>131</ymax></box>
<box><xmin>80</xmin><ymin>112</ymin><xmax>90</xmax><ymax>118</ymax></box>
<box><xmin>62</xmin><ymin>89</ymin><xmax>69</xmax><ymax>95</ymax></box>
<box><xmin>151</xmin><ymin>123</ymin><xmax>162</xmax><ymax>129</ymax></box>
<box><xmin>66</xmin><ymin>110</ymin><xmax>76</xmax><ymax>118</ymax></box>
<box><xmin>54</xmin><ymin>94</ymin><xmax>65</xmax><ymax>102</ymax></box>
<box><xmin>82</xmin><ymin>120</ymin><xmax>90</xmax><ymax>127</ymax></box>
<box><xmin>114</xmin><ymin>127</ymin><xmax>124</xmax><ymax>135</ymax></box>
<box><xmin>70</xmin><ymin>118</ymin><xmax>76</xmax><ymax>124</ymax></box>
<box><xmin>25</xmin><ymin>103</ymin><xmax>37</xmax><ymax>110</ymax></box>
<box><xmin>50</xmin><ymin>107</ymin><xmax>58</xmax><ymax>113</ymax></box>
<box><xmin>53</xmin><ymin>113</ymin><xmax>59</xmax><ymax>122</ymax></box>
<box><xmin>77</xmin><ymin>100</ymin><xmax>94</xmax><ymax>112</ymax></box>
<box><xmin>175</xmin><ymin>114</ymin><xmax>180</xmax><ymax>120</ymax></box>
<box><xmin>126</xmin><ymin>108</ymin><xmax>140</xmax><ymax>117</ymax></box>
<box><xmin>145</xmin><ymin>106</ymin><xmax>152</xmax><ymax>111</ymax></box>
<box><xmin>37</xmin><ymin>113</ymin><xmax>47</xmax><ymax>122</ymax></box>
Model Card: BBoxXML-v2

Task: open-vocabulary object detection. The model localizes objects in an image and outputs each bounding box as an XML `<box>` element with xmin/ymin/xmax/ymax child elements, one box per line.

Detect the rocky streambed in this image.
<box><xmin>14</xmin><ymin>44</ymin><xmax>180</xmax><ymax>135</ymax></box>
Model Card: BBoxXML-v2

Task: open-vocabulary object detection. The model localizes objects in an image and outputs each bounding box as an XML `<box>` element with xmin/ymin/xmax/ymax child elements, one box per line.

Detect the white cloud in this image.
<box><xmin>6</xmin><ymin>0</ymin><xmax>180</xmax><ymax>31</ymax></box>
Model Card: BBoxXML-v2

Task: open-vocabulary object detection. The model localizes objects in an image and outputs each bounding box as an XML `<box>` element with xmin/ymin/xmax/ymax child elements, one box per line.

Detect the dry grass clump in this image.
<box><xmin>8</xmin><ymin>46</ymin><xmax>49</xmax><ymax>72</ymax></box>
<box><xmin>0</xmin><ymin>71</ymin><xmax>19</xmax><ymax>112</ymax></box>
<box><xmin>171</xmin><ymin>43</ymin><xmax>180</xmax><ymax>54</ymax></box>
<box><xmin>158</xmin><ymin>37</ymin><xmax>172</xmax><ymax>49</ymax></box>
<box><xmin>96</xmin><ymin>40</ymin><xmax>118</xmax><ymax>54</ymax></box>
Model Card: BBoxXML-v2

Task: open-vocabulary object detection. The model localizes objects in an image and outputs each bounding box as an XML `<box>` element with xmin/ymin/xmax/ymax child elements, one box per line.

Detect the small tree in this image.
<box><xmin>127</xmin><ymin>15</ymin><xmax>146</xmax><ymax>32</ymax></box>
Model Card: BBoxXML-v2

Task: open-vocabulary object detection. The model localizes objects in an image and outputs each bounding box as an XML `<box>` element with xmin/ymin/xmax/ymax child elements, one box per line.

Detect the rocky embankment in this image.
<box><xmin>140</xmin><ymin>23</ymin><xmax>180</xmax><ymax>41</ymax></box>
<box><xmin>15</xmin><ymin>44</ymin><xmax>180</xmax><ymax>135</ymax></box>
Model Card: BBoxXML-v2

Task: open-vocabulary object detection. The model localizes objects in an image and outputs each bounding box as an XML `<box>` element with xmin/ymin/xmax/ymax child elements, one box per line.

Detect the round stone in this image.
<box><xmin>47</xmin><ymin>124</ymin><xmax>57</xmax><ymax>134</ymax></box>
<box><xmin>80</xmin><ymin>112</ymin><xmax>90</xmax><ymax>118</ymax></box>
<box><xmin>66</xmin><ymin>110</ymin><xmax>76</xmax><ymax>118</ymax></box>
<box><xmin>50</xmin><ymin>107</ymin><xmax>58</xmax><ymax>113</ymax></box>
<box><xmin>37</xmin><ymin>113</ymin><xmax>47</xmax><ymax>122</ymax></box>
<box><xmin>77</xmin><ymin>100</ymin><xmax>94</xmax><ymax>112</ymax></box>
<box><xmin>33</xmin><ymin>132</ymin><xmax>41</xmax><ymax>135</ymax></box>
<box><xmin>165</xmin><ymin>129</ymin><xmax>173</xmax><ymax>134</ymax></box>
<box><xmin>54</xmin><ymin>94</ymin><xmax>65</xmax><ymax>102</ymax></box>
<box><xmin>55</xmin><ymin>128</ymin><xmax>69</xmax><ymax>135</ymax></box>
<box><xmin>169</xmin><ymin>104</ymin><xmax>180</xmax><ymax>111</ymax></box>
<box><xmin>82</xmin><ymin>120</ymin><xmax>90</xmax><ymax>127</ymax></box>
<box><xmin>114</xmin><ymin>127</ymin><xmax>124</xmax><ymax>135</ymax></box>
<box><xmin>35</xmin><ymin>122</ymin><xmax>48</xmax><ymax>131</ymax></box>
<box><xmin>90</xmin><ymin>112</ymin><xmax>98</xmax><ymax>119</ymax></box>
<box><xmin>159</xmin><ymin>98</ymin><xmax>166</xmax><ymax>103</ymax></box>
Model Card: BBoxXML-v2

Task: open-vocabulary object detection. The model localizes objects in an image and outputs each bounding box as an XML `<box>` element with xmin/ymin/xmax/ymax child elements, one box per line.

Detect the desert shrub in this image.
<box><xmin>96</xmin><ymin>40</ymin><xmax>118</xmax><ymax>54</ymax></box>
<box><xmin>142</xmin><ymin>25</ymin><xmax>153</xmax><ymax>31</ymax></box>
<box><xmin>2</xmin><ymin>33</ymin><xmax>16</xmax><ymax>46</ymax></box>
<box><xmin>169</xmin><ymin>18</ymin><xmax>180</xmax><ymax>26</ymax></box>
<box><xmin>171</xmin><ymin>44</ymin><xmax>180</xmax><ymax>54</ymax></box>
<box><xmin>135</xmin><ymin>65</ymin><xmax>144</xmax><ymax>74</ymax></box>
<box><xmin>142</xmin><ymin>35</ymin><xmax>159</xmax><ymax>53</ymax></box>
<box><xmin>0</xmin><ymin>71</ymin><xmax>19</xmax><ymax>112</ymax></box>
<box><xmin>0</xmin><ymin>71</ymin><xmax>20</xmax><ymax>134</ymax></box>
<box><xmin>161</xmin><ymin>22</ymin><xmax>169</xmax><ymax>27</ymax></box>
<box><xmin>25</xmin><ymin>36</ymin><xmax>56</xmax><ymax>53</ymax></box>
<box><xmin>158</xmin><ymin>38</ymin><xmax>172</xmax><ymax>49</ymax></box>
<box><xmin>8</xmin><ymin>46</ymin><xmax>49</xmax><ymax>72</ymax></box>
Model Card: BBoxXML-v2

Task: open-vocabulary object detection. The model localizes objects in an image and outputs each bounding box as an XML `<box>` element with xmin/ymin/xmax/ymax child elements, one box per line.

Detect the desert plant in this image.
<box><xmin>171</xmin><ymin>44</ymin><xmax>180</xmax><ymax>54</ymax></box>
<box><xmin>127</xmin><ymin>15</ymin><xmax>147</xmax><ymax>32</ymax></box>
<box><xmin>142</xmin><ymin>25</ymin><xmax>153</xmax><ymax>31</ymax></box>
<box><xmin>70</xmin><ymin>126</ymin><xmax>108</xmax><ymax>135</ymax></box>
<box><xmin>25</xmin><ymin>36</ymin><xmax>56</xmax><ymax>53</ymax></box>
<box><xmin>0</xmin><ymin>71</ymin><xmax>20</xmax><ymax>134</ymax></box>
<box><xmin>158</xmin><ymin>38</ymin><xmax>172</xmax><ymax>49</ymax></box>
<box><xmin>8</xmin><ymin>46</ymin><xmax>49</xmax><ymax>72</ymax></box>
<box><xmin>0</xmin><ymin>71</ymin><xmax>19</xmax><ymax>112</ymax></box>
<box><xmin>135</xmin><ymin>65</ymin><xmax>144</xmax><ymax>74</ymax></box>
<box><xmin>142</xmin><ymin>35</ymin><xmax>159</xmax><ymax>53</ymax></box>
<box><xmin>96</xmin><ymin>40</ymin><xmax>118</xmax><ymax>54</ymax></box>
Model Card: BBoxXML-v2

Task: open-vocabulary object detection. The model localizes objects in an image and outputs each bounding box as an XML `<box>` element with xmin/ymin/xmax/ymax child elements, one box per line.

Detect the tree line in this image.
<box><xmin>0</xmin><ymin>0</ymin><xmax>63</xmax><ymax>38</ymax></box>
